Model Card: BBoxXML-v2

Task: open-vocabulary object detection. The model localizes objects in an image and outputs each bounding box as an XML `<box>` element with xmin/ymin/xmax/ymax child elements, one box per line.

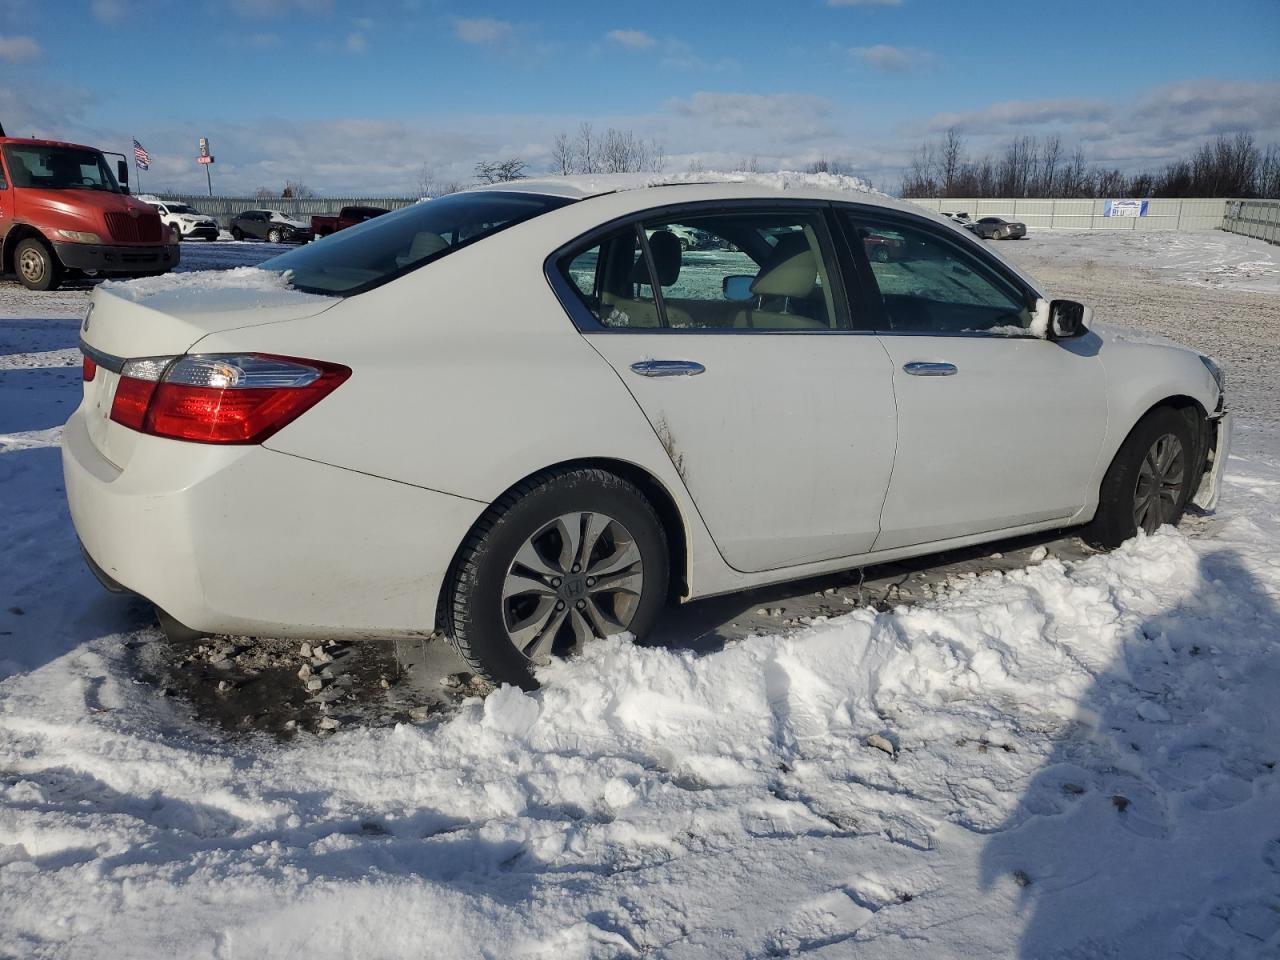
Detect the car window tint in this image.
<box><xmin>844</xmin><ymin>214</ymin><xmax>1032</xmax><ymax>334</ymax></box>
<box><xmin>562</xmin><ymin>228</ymin><xmax>662</xmax><ymax>329</ymax></box>
<box><xmin>638</xmin><ymin>210</ymin><xmax>841</xmax><ymax>331</ymax></box>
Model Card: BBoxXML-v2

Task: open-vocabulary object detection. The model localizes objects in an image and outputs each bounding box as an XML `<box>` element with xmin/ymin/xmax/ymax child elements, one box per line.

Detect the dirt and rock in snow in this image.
<box><xmin>1</xmin><ymin>230</ymin><xmax>1278</xmax><ymax>959</ymax></box>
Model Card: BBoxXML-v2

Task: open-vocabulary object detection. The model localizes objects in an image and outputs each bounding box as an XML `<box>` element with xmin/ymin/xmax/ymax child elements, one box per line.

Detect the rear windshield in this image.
<box><xmin>262</xmin><ymin>191</ymin><xmax>573</xmax><ymax>296</ymax></box>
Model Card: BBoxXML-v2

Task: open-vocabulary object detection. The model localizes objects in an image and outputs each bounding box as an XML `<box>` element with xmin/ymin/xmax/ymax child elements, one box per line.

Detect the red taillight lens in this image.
<box><xmin>108</xmin><ymin>354</ymin><xmax>349</xmax><ymax>445</ymax></box>
<box><xmin>82</xmin><ymin>355</ymin><xmax>97</xmax><ymax>381</ymax></box>
<box><xmin>109</xmin><ymin>376</ymin><xmax>159</xmax><ymax>430</ymax></box>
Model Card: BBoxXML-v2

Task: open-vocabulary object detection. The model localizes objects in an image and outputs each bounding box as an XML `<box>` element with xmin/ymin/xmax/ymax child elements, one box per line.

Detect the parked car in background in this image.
<box><xmin>0</xmin><ymin>134</ymin><xmax>179</xmax><ymax>290</ymax></box>
<box><xmin>862</xmin><ymin>231</ymin><xmax>905</xmax><ymax>262</ymax></box>
<box><xmin>138</xmin><ymin>195</ymin><xmax>219</xmax><ymax>241</ymax></box>
<box><xmin>969</xmin><ymin>216</ymin><xmax>1027</xmax><ymax>240</ymax></box>
<box><xmin>65</xmin><ymin>177</ymin><xmax>1229</xmax><ymax>691</ymax></box>
<box><xmin>229</xmin><ymin>210</ymin><xmax>313</xmax><ymax>243</ymax></box>
<box><xmin>310</xmin><ymin>205</ymin><xmax>390</xmax><ymax>238</ymax></box>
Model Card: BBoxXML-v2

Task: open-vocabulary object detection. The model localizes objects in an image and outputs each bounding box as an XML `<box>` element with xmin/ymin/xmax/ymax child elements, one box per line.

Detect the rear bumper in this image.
<box><xmin>52</xmin><ymin>241</ymin><xmax>180</xmax><ymax>274</ymax></box>
<box><xmin>61</xmin><ymin>406</ymin><xmax>486</xmax><ymax>639</ymax></box>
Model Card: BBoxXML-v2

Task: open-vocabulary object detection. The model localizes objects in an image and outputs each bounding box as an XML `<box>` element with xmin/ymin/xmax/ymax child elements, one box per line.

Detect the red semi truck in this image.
<box><xmin>0</xmin><ymin>125</ymin><xmax>179</xmax><ymax>291</ymax></box>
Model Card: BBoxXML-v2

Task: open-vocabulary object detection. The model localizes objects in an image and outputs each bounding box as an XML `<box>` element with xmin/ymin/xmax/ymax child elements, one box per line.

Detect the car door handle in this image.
<box><xmin>630</xmin><ymin>360</ymin><xmax>706</xmax><ymax>378</ymax></box>
<box><xmin>903</xmin><ymin>361</ymin><xmax>958</xmax><ymax>377</ymax></box>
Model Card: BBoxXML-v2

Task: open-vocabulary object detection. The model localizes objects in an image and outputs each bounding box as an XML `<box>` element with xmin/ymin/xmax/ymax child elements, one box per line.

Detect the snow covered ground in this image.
<box><xmin>1</xmin><ymin>232</ymin><xmax>1278</xmax><ymax>959</ymax></box>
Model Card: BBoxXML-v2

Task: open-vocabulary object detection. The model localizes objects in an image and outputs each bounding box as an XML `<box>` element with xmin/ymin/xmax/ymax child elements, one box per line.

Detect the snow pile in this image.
<box><xmin>98</xmin><ymin>266</ymin><xmax>327</xmax><ymax>311</ymax></box>
<box><xmin>2</xmin><ymin>500</ymin><xmax>1278</xmax><ymax>956</ymax></box>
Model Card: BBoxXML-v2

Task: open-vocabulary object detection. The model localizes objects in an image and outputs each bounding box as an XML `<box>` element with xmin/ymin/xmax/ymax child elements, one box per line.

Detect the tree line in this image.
<box><xmin>902</xmin><ymin>130</ymin><xmax>1280</xmax><ymax>199</ymax></box>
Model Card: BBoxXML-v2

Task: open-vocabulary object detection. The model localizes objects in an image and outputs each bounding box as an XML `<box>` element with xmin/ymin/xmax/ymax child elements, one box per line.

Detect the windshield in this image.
<box><xmin>262</xmin><ymin>190</ymin><xmax>573</xmax><ymax>296</ymax></box>
<box><xmin>2</xmin><ymin>144</ymin><xmax>121</xmax><ymax>192</ymax></box>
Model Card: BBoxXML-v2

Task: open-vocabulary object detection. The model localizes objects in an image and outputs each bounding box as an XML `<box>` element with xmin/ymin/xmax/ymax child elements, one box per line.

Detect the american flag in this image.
<box><xmin>132</xmin><ymin>138</ymin><xmax>151</xmax><ymax>170</ymax></box>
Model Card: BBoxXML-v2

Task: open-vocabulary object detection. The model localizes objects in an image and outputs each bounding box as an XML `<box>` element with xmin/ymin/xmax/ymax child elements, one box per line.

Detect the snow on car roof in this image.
<box><xmin>483</xmin><ymin>170</ymin><xmax>910</xmax><ymax>208</ymax></box>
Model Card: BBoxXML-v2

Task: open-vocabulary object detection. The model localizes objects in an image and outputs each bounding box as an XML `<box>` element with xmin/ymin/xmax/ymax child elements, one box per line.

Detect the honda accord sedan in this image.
<box><xmin>64</xmin><ymin>176</ymin><xmax>1231</xmax><ymax>688</ymax></box>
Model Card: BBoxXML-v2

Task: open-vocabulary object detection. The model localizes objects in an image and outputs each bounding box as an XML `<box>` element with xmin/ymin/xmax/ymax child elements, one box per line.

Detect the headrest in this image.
<box><xmin>630</xmin><ymin>230</ymin><xmax>682</xmax><ymax>287</ymax></box>
<box><xmin>751</xmin><ymin>232</ymin><xmax>817</xmax><ymax>299</ymax></box>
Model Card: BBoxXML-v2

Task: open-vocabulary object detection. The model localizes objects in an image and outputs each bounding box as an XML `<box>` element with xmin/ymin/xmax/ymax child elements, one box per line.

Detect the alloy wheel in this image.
<box><xmin>1133</xmin><ymin>432</ymin><xmax>1186</xmax><ymax>534</ymax></box>
<box><xmin>502</xmin><ymin>511</ymin><xmax>644</xmax><ymax>663</ymax></box>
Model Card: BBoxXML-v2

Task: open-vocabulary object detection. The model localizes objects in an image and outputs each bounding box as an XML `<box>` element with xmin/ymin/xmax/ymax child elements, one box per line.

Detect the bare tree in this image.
<box><xmin>576</xmin><ymin>122</ymin><xmax>598</xmax><ymax>174</ymax></box>
<box><xmin>415</xmin><ymin>163</ymin><xmax>438</xmax><ymax>197</ymax></box>
<box><xmin>474</xmin><ymin>158</ymin><xmax>527</xmax><ymax>184</ymax></box>
<box><xmin>551</xmin><ymin>131</ymin><xmax>575</xmax><ymax>176</ymax></box>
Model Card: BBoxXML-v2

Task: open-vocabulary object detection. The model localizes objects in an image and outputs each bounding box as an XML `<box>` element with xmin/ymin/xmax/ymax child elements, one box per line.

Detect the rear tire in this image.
<box><xmin>15</xmin><ymin>237</ymin><xmax>62</xmax><ymax>291</ymax></box>
<box><xmin>1085</xmin><ymin>406</ymin><xmax>1198</xmax><ymax>549</ymax></box>
<box><xmin>444</xmin><ymin>467</ymin><xmax>669</xmax><ymax>690</ymax></box>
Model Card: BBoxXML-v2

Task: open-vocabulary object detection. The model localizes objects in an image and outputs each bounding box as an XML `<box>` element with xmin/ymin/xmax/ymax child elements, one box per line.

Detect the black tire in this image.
<box><xmin>267</xmin><ymin>228</ymin><xmax>283</xmax><ymax>244</ymax></box>
<box><xmin>1085</xmin><ymin>406</ymin><xmax>1198</xmax><ymax>549</ymax></box>
<box><xmin>231</xmin><ymin>227</ymin><xmax>244</xmax><ymax>241</ymax></box>
<box><xmin>14</xmin><ymin>237</ymin><xmax>62</xmax><ymax>291</ymax></box>
<box><xmin>445</xmin><ymin>467</ymin><xmax>670</xmax><ymax>690</ymax></box>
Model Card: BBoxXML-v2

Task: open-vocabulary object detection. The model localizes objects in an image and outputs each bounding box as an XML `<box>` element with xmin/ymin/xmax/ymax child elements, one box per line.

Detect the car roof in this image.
<box><xmin>479</xmin><ymin>171</ymin><xmax>924</xmax><ymax>217</ymax></box>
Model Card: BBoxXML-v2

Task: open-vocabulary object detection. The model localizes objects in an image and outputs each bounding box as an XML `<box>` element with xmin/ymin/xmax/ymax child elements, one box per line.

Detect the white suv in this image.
<box><xmin>138</xmin><ymin>196</ymin><xmax>220</xmax><ymax>241</ymax></box>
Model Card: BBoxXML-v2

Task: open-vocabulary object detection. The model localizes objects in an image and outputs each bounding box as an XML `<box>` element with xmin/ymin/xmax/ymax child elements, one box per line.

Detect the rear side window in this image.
<box><xmin>560</xmin><ymin>207</ymin><xmax>852</xmax><ymax>332</ymax></box>
<box><xmin>264</xmin><ymin>191</ymin><xmax>572</xmax><ymax>296</ymax></box>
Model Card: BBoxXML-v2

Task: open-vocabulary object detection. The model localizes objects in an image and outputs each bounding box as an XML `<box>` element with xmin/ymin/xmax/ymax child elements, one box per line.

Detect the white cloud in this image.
<box><xmin>229</xmin><ymin>0</ymin><xmax>333</xmax><ymax>18</ymax></box>
<box><xmin>346</xmin><ymin>32</ymin><xmax>368</xmax><ymax>54</ymax></box>
<box><xmin>606</xmin><ymin>29</ymin><xmax>655</xmax><ymax>50</ymax></box>
<box><xmin>0</xmin><ymin>34</ymin><xmax>39</xmax><ymax>63</ymax></box>
<box><xmin>851</xmin><ymin>44</ymin><xmax>932</xmax><ymax>72</ymax></box>
<box><xmin>926</xmin><ymin>97</ymin><xmax>1112</xmax><ymax>134</ymax></box>
<box><xmin>453</xmin><ymin>17</ymin><xmax>514</xmax><ymax>45</ymax></box>
<box><xmin>90</xmin><ymin>0</ymin><xmax>127</xmax><ymax>22</ymax></box>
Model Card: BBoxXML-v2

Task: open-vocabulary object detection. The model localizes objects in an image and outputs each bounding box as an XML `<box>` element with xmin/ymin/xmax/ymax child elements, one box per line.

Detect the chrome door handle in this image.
<box><xmin>630</xmin><ymin>360</ymin><xmax>706</xmax><ymax>378</ymax></box>
<box><xmin>903</xmin><ymin>361</ymin><xmax>957</xmax><ymax>377</ymax></box>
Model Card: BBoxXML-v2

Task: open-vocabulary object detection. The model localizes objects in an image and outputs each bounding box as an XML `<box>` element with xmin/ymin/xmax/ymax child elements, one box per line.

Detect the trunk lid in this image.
<box><xmin>78</xmin><ymin>269</ymin><xmax>338</xmax><ymax>468</ymax></box>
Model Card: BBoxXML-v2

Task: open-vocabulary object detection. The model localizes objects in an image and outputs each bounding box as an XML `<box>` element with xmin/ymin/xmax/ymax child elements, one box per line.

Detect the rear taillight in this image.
<box><xmin>108</xmin><ymin>354</ymin><xmax>349</xmax><ymax>444</ymax></box>
<box><xmin>82</xmin><ymin>355</ymin><xmax>97</xmax><ymax>381</ymax></box>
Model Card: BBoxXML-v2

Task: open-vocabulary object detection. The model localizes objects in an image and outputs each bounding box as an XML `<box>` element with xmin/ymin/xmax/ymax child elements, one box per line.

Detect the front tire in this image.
<box><xmin>1086</xmin><ymin>407</ymin><xmax>1198</xmax><ymax>549</ymax></box>
<box><xmin>445</xmin><ymin>468</ymin><xmax>669</xmax><ymax>689</ymax></box>
<box><xmin>15</xmin><ymin>237</ymin><xmax>62</xmax><ymax>291</ymax></box>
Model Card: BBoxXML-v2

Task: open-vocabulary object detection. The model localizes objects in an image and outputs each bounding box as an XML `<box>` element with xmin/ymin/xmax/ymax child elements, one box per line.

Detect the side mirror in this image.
<box><xmin>1047</xmin><ymin>299</ymin><xmax>1092</xmax><ymax>340</ymax></box>
<box><xmin>723</xmin><ymin>274</ymin><xmax>754</xmax><ymax>302</ymax></box>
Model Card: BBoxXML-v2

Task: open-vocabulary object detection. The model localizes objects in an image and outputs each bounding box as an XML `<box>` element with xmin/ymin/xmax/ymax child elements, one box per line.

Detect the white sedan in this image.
<box><xmin>63</xmin><ymin>176</ymin><xmax>1231</xmax><ymax>688</ymax></box>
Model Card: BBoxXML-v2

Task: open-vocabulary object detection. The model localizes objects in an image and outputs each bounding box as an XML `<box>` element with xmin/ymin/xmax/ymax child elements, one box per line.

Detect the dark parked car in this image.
<box><xmin>228</xmin><ymin>209</ymin><xmax>313</xmax><ymax>244</ymax></box>
<box><xmin>967</xmin><ymin>216</ymin><xmax>1026</xmax><ymax>240</ymax></box>
<box><xmin>311</xmin><ymin>205</ymin><xmax>390</xmax><ymax>237</ymax></box>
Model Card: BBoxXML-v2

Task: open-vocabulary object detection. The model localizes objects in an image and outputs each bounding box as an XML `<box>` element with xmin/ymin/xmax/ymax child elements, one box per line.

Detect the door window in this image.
<box><xmin>560</xmin><ymin>208</ymin><xmax>851</xmax><ymax>331</ymax></box>
<box><xmin>843</xmin><ymin>214</ymin><xmax>1033</xmax><ymax>335</ymax></box>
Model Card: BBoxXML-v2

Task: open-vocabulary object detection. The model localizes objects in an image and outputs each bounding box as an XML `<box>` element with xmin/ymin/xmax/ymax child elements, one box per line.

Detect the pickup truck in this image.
<box><xmin>0</xmin><ymin>130</ymin><xmax>179</xmax><ymax>290</ymax></box>
<box><xmin>310</xmin><ymin>205</ymin><xmax>389</xmax><ymax>237</ymax></box>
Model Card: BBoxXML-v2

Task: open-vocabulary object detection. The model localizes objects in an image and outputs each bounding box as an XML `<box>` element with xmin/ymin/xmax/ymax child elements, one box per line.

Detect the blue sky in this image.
<box><xmin>2</xmin><ymin>0</ymin><xmax>1277</xmax><ymax>194</ymax></box>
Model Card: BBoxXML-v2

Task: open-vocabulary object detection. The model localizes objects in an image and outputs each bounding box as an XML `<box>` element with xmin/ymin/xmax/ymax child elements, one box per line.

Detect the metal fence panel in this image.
<box><xmin>1223</xmin><ymin>199</ymin><xmax>1280</xmax><ymax>245</ymax></box>
<box><xmin>147</xmin><ymin>195</ymin><xmax>421</xmax><ymax>223</ymax></box>
<box><xmin>905</xmin><ymin>197</ymin><xmax>1232</xmax><ymax>232</ymax></box>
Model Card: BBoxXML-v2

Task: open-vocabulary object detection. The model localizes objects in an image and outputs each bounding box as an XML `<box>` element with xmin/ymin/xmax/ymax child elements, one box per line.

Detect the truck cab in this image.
<box><xmin>0</xmin><ymin>135</ymin><xmax>180</xmax><ymax>290</ymax></box>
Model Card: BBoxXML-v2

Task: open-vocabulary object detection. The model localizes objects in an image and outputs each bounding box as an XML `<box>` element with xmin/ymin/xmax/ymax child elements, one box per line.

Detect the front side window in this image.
<box><xmin>1</xmin><ymin>144</ymin><xmax>120</xmax><ymax>193</ymax></box>
<box><xmin>560</xmin><ymin>207</ymin><xmax>848</xmax><ymax>332</ymax></box>
<box><xmin>263</xmin><ymin>191</ymin><xmax>572</xmax><ymax>296</ymax></box>
<box><xmin>843</xmin><ymin>213</ymin><xmax>1032</xmax><ymax>334</ymax></box>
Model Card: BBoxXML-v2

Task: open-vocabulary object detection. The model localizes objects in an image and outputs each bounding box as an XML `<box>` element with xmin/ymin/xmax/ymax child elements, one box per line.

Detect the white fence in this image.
<box><xmin>1222</xmin><ymin>199</ymin><xmax>1280</xmax><ymax>244</ymax></box>
<box><xmin>908</xmin><ymin>197</ymin><xmax>1228</xmax><ymax>231</ymax></box>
